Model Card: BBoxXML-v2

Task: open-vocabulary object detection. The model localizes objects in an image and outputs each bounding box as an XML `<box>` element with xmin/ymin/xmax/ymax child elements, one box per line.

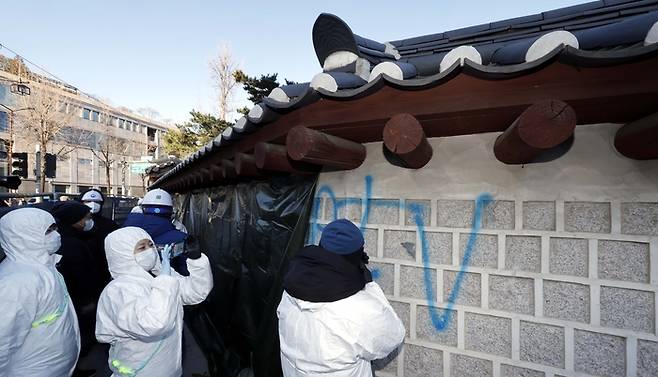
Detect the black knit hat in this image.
<box><xmin>52</xmin><ymin>201</ymin><xmax>90</xmax><ymax>226</ymax></box>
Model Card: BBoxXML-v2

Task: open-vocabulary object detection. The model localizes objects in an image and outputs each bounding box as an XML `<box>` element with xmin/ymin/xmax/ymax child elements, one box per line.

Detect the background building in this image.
<box><xmin>0</xmin><ymin>65</ymin><xmax>172</xmax><ymax>196</ymax></box>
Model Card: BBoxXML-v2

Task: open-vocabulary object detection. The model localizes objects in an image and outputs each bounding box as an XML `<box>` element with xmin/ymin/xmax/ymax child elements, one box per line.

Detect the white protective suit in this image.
<box><xmin>0</xmin><ymin>208</ymin><xmax>81</xmax><ymax>377</ymax></box>
<box><xmin>95</xmin><ymin>227</ymin><xmax>213</xmax><ymax>377</ymax></box>
<box><xmin>277</xmin><ymin>282</ymin><xmax>405</xmax><ymax>377</ymax></box>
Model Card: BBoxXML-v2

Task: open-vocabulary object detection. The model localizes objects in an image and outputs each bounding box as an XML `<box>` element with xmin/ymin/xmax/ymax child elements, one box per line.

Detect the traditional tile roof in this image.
<box><xmin>152</xmin><ymin>0</ymin><xmax>658</xmax><ymax>189</ymax></box>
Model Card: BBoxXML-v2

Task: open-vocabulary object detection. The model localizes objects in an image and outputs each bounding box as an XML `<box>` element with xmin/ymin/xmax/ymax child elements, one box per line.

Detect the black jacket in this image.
<box><xmin>85</xmin><ymin>214</ymin><xmax>118</xmax><ymax>285</ymax></box>
<box><xmin>283</xmin><ymin>245</ymin><xmax>372</xmax><ymax>303</ymax></box>
<box><xmin>56</xmin><ymin>226</ymin><xmax>104</xmax><ymax>308</ymax></box>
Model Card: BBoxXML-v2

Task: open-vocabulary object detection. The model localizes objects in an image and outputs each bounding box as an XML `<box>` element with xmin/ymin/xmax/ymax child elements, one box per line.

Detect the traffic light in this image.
<box><xmin>34</xmin><ymin>152</ymin><xmax>57</xmax><ymax>178</ymax></box>
<box><xmin>11</xmin><ymin>152</ymin><xmax>28</xmax><ymax>178</ymax></box>
<box><xmin>0</xmin><ymin>175</ymin><xmax>21</xmax><ymax>189</ymax></box>
<box><xmin>45</xmin><ymin>153</ymin><xmax>56</xmax><ymax>178</ymax></box>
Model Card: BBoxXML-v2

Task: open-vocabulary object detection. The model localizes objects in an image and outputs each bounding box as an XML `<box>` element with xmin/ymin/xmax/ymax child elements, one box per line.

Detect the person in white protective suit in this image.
<box><xmin>277</xmin><ymin>219</ymin><xmax>405</xmax><ymax>377</ymax></box>
<box><xmin>0</xmin><ymin>208</ymin><xmax>81</xmax><ymax>377</ymax></box>
<box><xmin>95</xmin><ymin>226</ymin><xmax>213</xmax><ymax>377</ymax></box>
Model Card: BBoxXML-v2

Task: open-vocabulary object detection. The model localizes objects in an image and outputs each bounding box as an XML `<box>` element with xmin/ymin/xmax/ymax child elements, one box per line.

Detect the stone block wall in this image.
<box><xmin>310</xmin><ymin>197</ymin><xmax>657</xmax><ymax>377</ymax></box>
<box><xmin>307</xmin><ymin>126</ymin><xmax>658</xmax><ymax>377</ymax></box>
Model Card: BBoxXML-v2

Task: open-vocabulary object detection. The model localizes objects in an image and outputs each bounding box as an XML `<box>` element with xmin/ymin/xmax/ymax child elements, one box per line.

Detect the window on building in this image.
<box><xmin>147</xmin><ymin>127</ymin><xmax>156</xmax><ymax>142</ymax></box>
<box><xmin>1</xmin><ymin>139</ymin><xmax>7</xmax><ymax>162</ymax></box>
<box><xmin>91</xmin><ymin>110</ymin><xmax>100</xmax><ymax>122</ymax></box>
<box><xmin>82</xmin><ymin>108</ymin><xmax>91</xmax><ymax>120</ymax></box>
<box><xmin>0</xmin><ymin>111</ymin><xmax>7</xmax><ymax>131</ymax></box>
<box><xmin>77</xmin><ymin>185</ymin><xmax>91</xmax><ymax>193</ymax></box>
<box><xmin>118</xmin><ymin>119</ymin><xmax>125</xmax><ymax>129</ymax></box>
<box><xmin>78</xmin><ymin>158</ymin><xmax>92</xmax><ymax>165</ymax></box>
<box><xmin>53</xmin><ymin>184</ymin><xmax>68</xmax><ymax>193</ymax></box>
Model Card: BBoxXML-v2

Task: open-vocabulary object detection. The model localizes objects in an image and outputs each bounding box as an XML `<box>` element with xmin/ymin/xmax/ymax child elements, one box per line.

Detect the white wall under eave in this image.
<box><xmin>318</xmin><ymin>124</ymin><xmax>658</xmax><ymax>202</ymax></box>
<box><xmin>313</xmin><ymin>123</ymin><xmax>658</xmax><ymax>377</ymax></box>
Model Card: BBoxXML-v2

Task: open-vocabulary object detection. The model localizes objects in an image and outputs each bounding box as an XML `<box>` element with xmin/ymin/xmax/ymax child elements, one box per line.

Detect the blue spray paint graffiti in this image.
<box><xmin>416</xmin><ymin>193</ymin><xmax>492</xmax><ymax>331</ymax></box>
<box><xmin>310</xmin><ymin>175</ymin><xmax>492</xmax><ymax>332</ymax></box>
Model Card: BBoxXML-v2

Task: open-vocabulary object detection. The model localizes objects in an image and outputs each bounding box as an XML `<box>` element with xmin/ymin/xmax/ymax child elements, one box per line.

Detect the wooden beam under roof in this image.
<box><xmin>235</xmin><ymin>153</ymin><xmax>261</xmax><ymax>177</ymax></box>
<box><xmin>494</xmin><ymin>100</ymin><xmax>577</xmax><ymax>164</ymax></box>
<box><xmin>160</xmin><ymin>55</ymin><xmax>658</xmax><ymax>190</ymax></box>
<box><xmin>383</xmin><ymin>113</ymin><xmax>433</xmax><ymax>169</ymax></box>
<box><xmin>614</xmin><ymin>111</ymin><xmax>658</xmax><ymax>160</ymax></box>
<box><xmin>286</xmin><ymin>126</ymin><xmax>366</xmax><ymax>170</ymax></box>
<box><xmin>254</xmin><ymin>143</ymin><xmax>320</xmax><ymax>174</ymax></box>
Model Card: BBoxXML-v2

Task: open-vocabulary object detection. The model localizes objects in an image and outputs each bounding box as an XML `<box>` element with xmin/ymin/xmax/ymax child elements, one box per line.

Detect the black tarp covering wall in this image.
<box><xmin>176</xmin><ymin>176</ymin><xmax>316</xmax><ymax>377</ymax></box>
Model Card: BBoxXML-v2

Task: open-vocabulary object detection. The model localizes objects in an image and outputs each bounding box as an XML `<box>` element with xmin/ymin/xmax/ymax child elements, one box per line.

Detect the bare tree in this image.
<box><xmin>136</xmin><ymin>107</ymin><xmax>161</xmax><ymax>120</ymax></box>
<box><xmin>209</xmin><ymin>44</ymin><xmax>239</xmax><ymax>121</ymax></box>
<box><xmin>16</xmin><ymin>86</ymin><xmax>75</xmax><ymax>192</ymax></box>
<box><xmin>54</xmin><ymin>127</ymin><xmax>95</xmax><ymax>157</ymax></box>
<box><xmin>118</xmin><ymin>157</ymin><xmax>129</xmax><ymax>195</ymax></box>
<box><xmin>90</xmin><ymin>108</ymin><xmax>129</xmax><ymax>194</ymax></box>
<box><xmin>139</xmin><ymin>172</ymin><xmax>148</xmax><ymax>194</ymax></box>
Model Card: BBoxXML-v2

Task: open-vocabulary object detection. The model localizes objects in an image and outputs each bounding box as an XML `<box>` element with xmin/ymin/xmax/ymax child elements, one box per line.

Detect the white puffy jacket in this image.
<box><xmin>95</xmin><ymin>227</ymin><xmax>213</xmax><ymax>377</ymax></box>
<box><xmin>0</xmin><ymin>208</ymin><xmax>80</xmax><ymax>377</ymax></box>
<box><xmin>277</xmin><ymin>282</ymin><xmax>405</xmax><ymax>377</ymax></box>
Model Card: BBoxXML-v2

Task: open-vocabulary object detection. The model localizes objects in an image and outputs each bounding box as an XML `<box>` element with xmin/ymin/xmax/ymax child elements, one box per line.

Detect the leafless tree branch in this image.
<box><xmin>209</xmin><ymin>43</ymin><xmax>239</xmax><ymax>121</ymax></box>
<box><xmin>16</xmin><ymin>86</ymin><xmax>75</xmax><ymax>191</ymax></box>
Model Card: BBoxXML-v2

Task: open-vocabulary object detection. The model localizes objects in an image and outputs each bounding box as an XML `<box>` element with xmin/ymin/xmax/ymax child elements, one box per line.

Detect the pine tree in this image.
<box><xmin>233</xmin><ymin>70</ymin><xmax>280</xmax><ymax>104</ymax></box>
<box><xmin>163</xmin><ymin>111</ymin><xmax>231</xmax><ymax>158</ymax></box>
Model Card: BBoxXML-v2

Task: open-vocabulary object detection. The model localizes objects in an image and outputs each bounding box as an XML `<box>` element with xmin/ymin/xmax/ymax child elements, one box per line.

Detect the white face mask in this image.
<box><xmin>44</xmin><ymin>231</ymin><xmax>61</xmax><ymax>255</ymax></box>
<box><xmin>85</xmin><ymin>202</ymin><xmax>101</xmax><ymax>214</ymax></box>
<box><xmin>135</xmin><ymin>247</ymin><xmax>158</xmax><ymax>271</ymax></box>
<box><xmin>83</xmin><ymin>218</ymin><xmax>94</xmax><ymax>232</ymax></box>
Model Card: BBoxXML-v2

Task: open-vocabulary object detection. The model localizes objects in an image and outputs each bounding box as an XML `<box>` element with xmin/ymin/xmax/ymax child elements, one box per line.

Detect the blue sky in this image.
<box><xmin>1</xmin><ymin>0</ymin><xmax>583</xmax><ymax>124</ymax></box>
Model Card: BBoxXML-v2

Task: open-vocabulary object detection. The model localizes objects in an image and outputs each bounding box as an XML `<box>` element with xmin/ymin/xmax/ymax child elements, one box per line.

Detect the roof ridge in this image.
<box><xmin>389</xmin><ymin>0</ymin><xmax>657</xmax><ymax>49</ymax></box>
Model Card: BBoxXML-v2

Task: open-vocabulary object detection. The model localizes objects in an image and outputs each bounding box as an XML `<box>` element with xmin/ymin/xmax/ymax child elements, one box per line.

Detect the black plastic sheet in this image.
<box><xmin>177</xmin><ymin>175</ymin><xmax>316</xmax><ymax>377</ymax></box>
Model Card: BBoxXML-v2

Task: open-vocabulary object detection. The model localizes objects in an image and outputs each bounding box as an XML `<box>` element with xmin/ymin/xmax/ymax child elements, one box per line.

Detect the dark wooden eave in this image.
<box><xmin>157</xmin><ymin>47</ymin><xmax>658</xmax><ymax>192</ymax></box>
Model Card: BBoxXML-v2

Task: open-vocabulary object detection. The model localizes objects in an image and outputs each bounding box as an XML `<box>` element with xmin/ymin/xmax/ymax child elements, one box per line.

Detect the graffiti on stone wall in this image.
<box><xmin>310</xmin><ymin>175</ymin><xmax>492</xmax><ymax>332</ymax></box>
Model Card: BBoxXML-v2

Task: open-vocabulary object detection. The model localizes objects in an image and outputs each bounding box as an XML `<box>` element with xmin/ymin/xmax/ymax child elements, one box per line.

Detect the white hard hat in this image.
<box><xmin>81</xmin><ymin>189</ymin><xmax>103</xmax><ymax>202</ymax></box>
<box><xmin>142</xmin><ymin>188</ymin><xmax>173</xmax><ymax>207</ymax></box>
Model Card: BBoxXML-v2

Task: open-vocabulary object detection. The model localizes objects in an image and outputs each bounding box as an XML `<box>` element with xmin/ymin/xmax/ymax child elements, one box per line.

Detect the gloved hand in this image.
<box><xmin>361</xmin><ymin>251</ymin><xmax>370</xmax><ymax>264</ymax></box>
<box><xmin>185</xmin><ymin>235</ymin><xmax>202</xmax><ymax>260</ymax></box>
<box><xmin>362</xmin><ymin>264</ymin><xmax>373</xmax><ymax>283</ymax></box>
<box><xmin>361</xmin><ymin>251</ymin><xmax>372</xmax><ymax>282</ymax></box>
<box><xmin>160</xmin><ymin>244</ymin><xmax>172</xmax><ymax>276</ymax></box>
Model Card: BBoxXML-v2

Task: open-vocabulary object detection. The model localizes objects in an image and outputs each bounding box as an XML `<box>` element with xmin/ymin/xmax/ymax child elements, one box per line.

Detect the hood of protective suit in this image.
<box><xmin>105</xmin><ymin>227</ymin><xmax>157</xmax><ymax>281</ymax></box>
<box><xmin>0</xmin><ymin>208</ymin><xmax>58</xmax><ymax>266</ymax></box>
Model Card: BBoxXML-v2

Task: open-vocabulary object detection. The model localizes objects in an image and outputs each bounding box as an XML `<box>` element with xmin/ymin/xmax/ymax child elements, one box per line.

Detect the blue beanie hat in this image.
<box><xmin>319</xmin><ymin>219</ymin><xmax>364</xmax><ymax>255</ymax></box>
